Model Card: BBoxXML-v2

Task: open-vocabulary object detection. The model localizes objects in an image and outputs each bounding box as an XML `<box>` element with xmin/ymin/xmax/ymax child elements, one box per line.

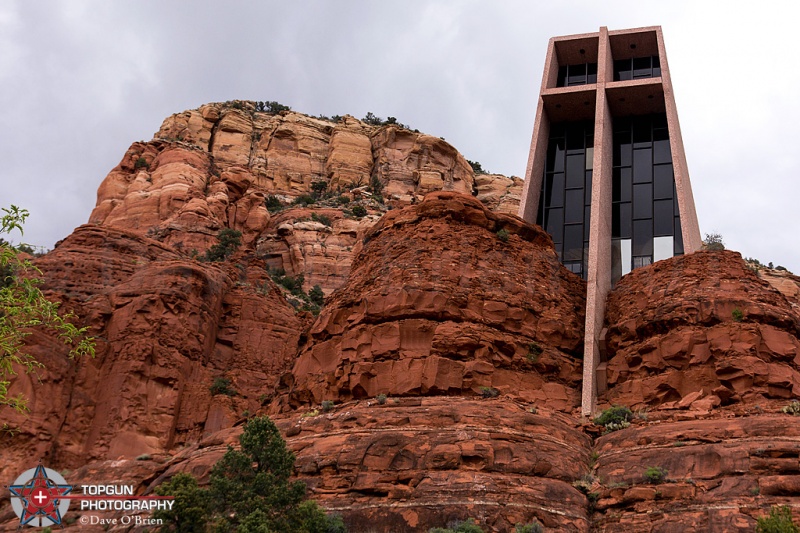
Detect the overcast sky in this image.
<box><xmin>2</xmin><ymin>1</ymin><xmax>798</xmax><ymax>273</ymax></box>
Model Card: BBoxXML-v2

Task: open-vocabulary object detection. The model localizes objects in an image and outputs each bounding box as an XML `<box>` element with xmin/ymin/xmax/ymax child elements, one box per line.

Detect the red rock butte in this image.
<box><xmin>1</xmin><ymin>99</ymin><xmax>799</xmax><ymax>532</ymax></box>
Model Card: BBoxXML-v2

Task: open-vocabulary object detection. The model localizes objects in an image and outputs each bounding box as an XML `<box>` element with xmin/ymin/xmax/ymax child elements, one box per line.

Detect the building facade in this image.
<box><xmin>518</xmin><ymin>26</ymin><xmax>702</xmax><ymax>415</ymax></box>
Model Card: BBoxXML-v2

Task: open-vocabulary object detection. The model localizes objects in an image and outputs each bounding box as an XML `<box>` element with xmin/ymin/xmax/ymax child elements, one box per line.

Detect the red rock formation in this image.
<box><xmin>87</xmin><ymin>103</ymin><xmax>519</xmax><ymax>296</ymax></box>
<box><xmin>0</xmin><ymin>225</ymin><xmax>303</xmax><ymax>484</ymax></box>
<box><xmin>590</xmin><ymin>250</ymin><xmax>800</xmax><ymax>531</ymax></box>
<box><xmin>283</xmin><ymin>192</ymin><xmax>586</xmax><ymax>411</ymax></box>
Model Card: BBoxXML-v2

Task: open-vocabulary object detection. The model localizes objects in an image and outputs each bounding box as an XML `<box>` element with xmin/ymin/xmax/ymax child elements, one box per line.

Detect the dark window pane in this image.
<box><xmin>652</xmin><ymin>56</ymin><xmax>661</xmax><ymax>77</ymax></box>
<box><xmin>550</xmin><ymin>123</ymin><xmax>565</xmax><ymax>137</ymax></box>
<box><xmin>614</xmin><ymin>133</ymin><xmax>632</xmax><ymax>166</ymax></box>
<box><xmin>633</xmin><ymin>56</ymin><xmax>652</xmax><ymax>78</ymax></box>
<box><xmin>557</xmin><ymin>65</ymin><xmax>568</xmax><ymax>87</ymax></box>
<box><xmin>613</xmin><ymin>167</ymin><xmax>632</xmax><ymax>202</ymax></box>
<box><xmin>585</xmin><ymin>170</ymin><xmax>593</xmax><ymax>204</ymax></box>
<box><xmin>568</xmin><ymin>63</ymin><xmax>587</xmax><ymax>85</ymax></box>
<box><xmin>536</xmin><ymin>192</ymin><xmax>544</xmax><ymax>226</ymax></box>
<box><xmin>674</xmin><ymin>185</ymin><xmax>680</xmax><ymax>215</ymax></box>
<box><xmin>653</xmin><ymin>127</ymin><xmax>669</xmax><ymax>142</ymax></box>
<box><xmin>565</xmin><ymin>189</ymin><xmax>584</xmax><ymax>223</ymax></box>
<box><xmin>652</xmin><ymin>114</ymin><xmax>668</xmax><ymax>128</ymax></box>
<box><xmin>633</xmin><ymin>219</ymin><xmax>653</xmax><ymax>256</ymax></box>
<box><xmin>633</xmin><ymin>118</ymin><xmax>651</xmax><ymax>147</ymax></box>
<box><xmin>674</xmin><ymin>217</ymin><xmax>684</xmax><ymax>254</ymax></box>
<box><xmin>633</xmin><ymin>149</ymin><xmax>653</xmax><ymax>183</ymax></box>
<box><xmin>546</xmin><ymin>138</ymin><xmax>565</xmax><ymax>172</ymax></box>
<box><xmin>653</xmin><ymin>164</ymin><xmax>674</xmax><ymax>199</ymax></box>
<box><xmin>633</xmin><ymin>256</ymin><xmax>652</xmax><ymax>269</ymax></box>
<box><xmin>566</xmin><ymin>154</ymin><xmax>584</xmax><ymax>188</ymax></box>
<box><xmin>653</xmin><ymin>67</ymin><xmax>661</xmax><ymax>77</ymax></box>
<box><xmin>546</xmin><ymin>208</ymin><xmax>563</xmax><ymax>242</ymax></box>
<box><xmin>654</xmin><ymin>199</ymin><xmax>673</xmax><ymax>236</ymax></box>
<box><xmin>566</xmin><ymin>128</ymin><xmax>584</xmax><ymax>151</ymax></box>
<box><xmin>633</xmin><ymin>183</ymin><xmax>653</xmax><ymax>219</ymax></box>
<box><xmin>547</xmin><ymin>172</ymin><xmax>564</xmax><ymax>207</ymax></box>
<box><xmin>564</xmin><ymin>262</ymin><xmax>582</xmax><ymax>274</ymax></box>
<box><xmin>587</xmin><ymin>63</ymin><xmax>598</xmax><ymax>83</ymax></box>
<box><xmin>584</xmin><ymin>206</ymin><xmax>591</xmax><ymax>240</ymax></box>
<box><xmin>653</xmin><ymin>138</ymin><xmax>671</xmax><ymax>165</ymax></box>
<box><xmin>614</xmin><ymin>59</ymin><xmax>632</xmax><ymax>81</ymax></box>
<box><xmin>563</xmin><ymin>224</ymin><xmax>583</xmax><ymax>261</ymax></box>
<box><xmin>619</xmin><ymin>202</ymin><xmax>632</xmax><ymax>238</ymax></box>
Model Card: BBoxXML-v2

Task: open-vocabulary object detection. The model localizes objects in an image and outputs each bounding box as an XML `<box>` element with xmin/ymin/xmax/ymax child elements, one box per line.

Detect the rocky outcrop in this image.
<box><xmin>282</xmin><ymin>192</ymin><xmax>586</xmax><ymax>411</ymax></box>
<box><xmin>0</xmin><ymin>225</ymin><xmax>303</xmax><ymax>484</ymax></box>
<box><xmin>590</xmin><ymin>250</ymin><xmax>800</xmax><ymax>531</ymax></box>
<box><xmin>474</xmin><ymin>173</ymin><xmax>524</xmax><ymax>216</ymax></box>
<box><xmin>88</xmin><ymin>103</ymin><xmax>520</xmax><ymax>297</ymax></box>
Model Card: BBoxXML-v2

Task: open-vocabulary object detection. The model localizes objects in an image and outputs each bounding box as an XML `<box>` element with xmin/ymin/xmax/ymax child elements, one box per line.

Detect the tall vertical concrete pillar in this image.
<box><xmin>519</xmin><ymin>26</ymin><xmax>701</xmax><ymax>416</ymax></box>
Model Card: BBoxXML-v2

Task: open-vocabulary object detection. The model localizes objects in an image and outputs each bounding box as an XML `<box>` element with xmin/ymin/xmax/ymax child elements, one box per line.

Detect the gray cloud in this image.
<box><xmin>2</xmin><ymin>0</ymin><xmax>798</xmax><ymax>272</ymax></box>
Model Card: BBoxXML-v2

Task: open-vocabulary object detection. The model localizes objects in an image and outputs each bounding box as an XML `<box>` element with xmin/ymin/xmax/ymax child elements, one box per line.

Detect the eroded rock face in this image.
<box><xmin>0</xmin><ymin>225</ymin><xmax>303</xmax><ymax>483</ymax></box>
<box><xmin>88</xmin><ymin>103</ymin><xmax>520</xmax><ymax>296</ymax></box>
<box><xmin>590</xmin><ymin>250</ymin><xmax>800</xmax><ymax>531</ymax></box>
<box><xmin>603</xmin><ymin>250</ymin><xmax>800</xmax><ymax>409</ymax></box>
<box><xmin>284</xmin><ymin>192</ymin><xmax>586</xmax><ymax>411</ymax></box>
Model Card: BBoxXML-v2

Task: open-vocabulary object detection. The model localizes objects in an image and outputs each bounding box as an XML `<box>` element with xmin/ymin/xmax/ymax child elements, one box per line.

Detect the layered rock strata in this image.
<box><xmin>590</xmin><ymin>251</ymin><xmax>800</xmax><ymax>531</ymax></box>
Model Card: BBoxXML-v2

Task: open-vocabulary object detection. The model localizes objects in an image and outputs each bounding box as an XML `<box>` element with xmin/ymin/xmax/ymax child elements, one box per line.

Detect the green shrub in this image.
<box><xmin>644</xmin><ymin>466</ymin><xmax>668</xmax><ymax>484</ymax></box>
<box><xmin>210</xmin><ymin>377</ymin><xmax>236</xmax><ymax>396</ymax></box>
<box><xmin>135</xmin><ymin>454</ymin><xmax>151</xmax><ymax>461</ymax></box>
<box><xmin>369</xmin><ymin>175</ymin><xmax>384</xmax><ymax>200</ymax></box>
<box><xmin>134</xmin><ymin>156</ymin><xmax>149</xmax><ymax>170</ymax></box>
<box><xmin>703</xmin><ymin>232</ymin><xmax>725</xmax><ymax>251</ymax></box>
<box><xmin>309</xmin><ymin>285</ymin><xmax>324</xmax><ymax>306</ymax></box>
<box><xmin>154</xmin><ymin>416</ymin><xmax>345</xmax><ymax>532</ymax></box>
<box><xmin>527</xmin><ymin>342</ymin><xmax>542</xmax><ymax>363</ymax></box>
<box><xmin>255</xmin><ymin>101</ymin><xmax>291</xmax><ymax>114</ymax></box>
<box><xmin>321</xmin><ymin>400</ymin><xmax>335</xmax><ymax>413</ymax></box>
<box><xmin>204</xmin><ymin>228</ymin><xmax>242</xmax><ymax>262</ymax></box>
<box><xmin>514</xmin><ymin>522</ymin><xmax>544</xmax><ymax>533</ymax></box>
<box><xmin>496</xmin><ymin>229</ymin><xmax>510</xmax><ymax>242</ymax></box>
<box><xmin>467</xmin><ymin>160</ymin><xmax>487</xmax><ymax>175</ymax></box>
<box><xmin>479</xmin><ymin>387</ymin><xmax>500</xmax><ymax>398</ymax></box>
<box><xmin>336</xmin><ymin>195</ymin><xmax>350</xmax><ymax>205</ymax></box>
<box><xmin>594</xmin><ymin>405</ymin><xmax>634</xmax><ymax>430</ymax></box>
<box><xmin>782</xmin><ymin>401</ymin><xmax>800</xmax><ymax>415</ymax></box>
<box><xmin>351</xmin><ymin>205</ymin><xmax>367</xmax><ymax>218</ymax></box>
<box><xmin>310</xmin><ymin>180</ymin><xmax>328</xmax><ymax>198</ymax></box>
<box><xmin>756</xmin><ymin>505</ymin><xmax>798</xmax><ymax>533</ymax></box>
<box><xmin>429</xmin><ymin>518</ymin><xmax>484</xmax><ymax>533</ymax></box>
<box><xmin>311</xmin><ymin>213</ymin><xmax>332</xmax><ymax>227</ymax></box>
<box><xmin>376</xmin><ymin>394</ymin><xmax>387</xmax><ymax>405</ymax></box>
<box><xmin>265</xmin><ymin>195</ymin><xmax>283</xmax><ymax>213</ymax></box>
<box><xmin>732</xmin><ymin>308</ymin><xmax>744</xmax><ymax>322</ymax></box>
<box><xmin>293</xmin><ymin>194</ymin><xmax>316</xmax><ymax>206</ymax></box>
<box><xmin>362</xmin><ymin>112</ymin><xmax>383</xmax><ymax>126</ymax></box>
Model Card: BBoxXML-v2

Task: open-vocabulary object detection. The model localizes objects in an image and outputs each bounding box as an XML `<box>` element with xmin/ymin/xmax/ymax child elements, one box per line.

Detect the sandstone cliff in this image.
<box><xmin>2</xmin><ymin>102</ymin><xmax>800</xmax><ymax>532</ymax></box>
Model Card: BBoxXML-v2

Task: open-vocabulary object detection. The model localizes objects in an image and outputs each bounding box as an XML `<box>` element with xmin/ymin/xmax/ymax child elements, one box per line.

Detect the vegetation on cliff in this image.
<box><xmin>155</xmin><ymin>416</ymin><xmax>345</xmax><ymax>532</ymax></box>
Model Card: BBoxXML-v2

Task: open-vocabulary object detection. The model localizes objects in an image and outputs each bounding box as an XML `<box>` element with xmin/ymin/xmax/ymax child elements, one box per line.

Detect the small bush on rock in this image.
<box><xmin>756</xmin><ymin>505</ymin><xmax>798</xmax><ymax>533</ymax></box>
<box><xmin>594</xmin><ymin>405</ymin><xmax>634</xmax><ymax>431</ymax></box>
<box><xmin>479</xmin><ymin>387</ymin><xmax>500</xmax><ymax>398</ymax></box>
<box><xmin>644</xmin><ymin>466</ymin><xmax>668</xmax><ymax>484</ymax></box>
<box><xmin>496</xmin><ymin>229</ymin><xmax>510</xmax><ymax>243</ymax></box>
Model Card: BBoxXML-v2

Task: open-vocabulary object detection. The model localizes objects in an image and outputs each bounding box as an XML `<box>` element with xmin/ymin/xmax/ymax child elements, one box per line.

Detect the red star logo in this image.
<box><xmin>9</xmin><ymin>464</ymin><xmax>73</xmax><ymax>526</ymax></box>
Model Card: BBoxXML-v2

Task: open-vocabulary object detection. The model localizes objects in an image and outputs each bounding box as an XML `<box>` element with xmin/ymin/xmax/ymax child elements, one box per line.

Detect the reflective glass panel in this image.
<box><xmin>653</xmin><ymin>137</ymin><xmax>671</xmax><ymax>164</ymax></box>
<box><xmin>653</xmin><ymin>199</ymin><xmax>673</xmax><ymax>236</ymax></box>
<box><xmin>633</xmin><ymin>183</ymin><xmax>653</xmax><ymax>219</ymax></box>
<box><xmin>619</xmin><ymin>202</ymin><xmax>632</xmax><ymax>238</ymax></box>
<box><xmin>546</xmin><ymin>208</ymin><xmax>563</xmax><ymax>241</ymax></box>
<box><xmin>565</xmin><ymin>189</ymin><xmax>584</xmax><ymax>224</ymax></box>
<box><xmin>653</xmin><ymin>164</ymin><xmax>674</xmax><ymax>199</ymax></box>
<box><xmin>633</xmin><ymin>219</ymin><xmax>653</xmax><ymax>255</ymax></box>
<box><xmin>547</xmin><ymin>173</ymin><xmax>564</xmax><ymax>207</ymax></box>
<box><xmin>563</xmin><ymin>225</ymin><xmax>583</xmax><ymax>261</ymax></box>
<box><xmin>633</xmin><ymin>149</ymin><xmax>653</xmax><ymax>183</ymax></box>
<box><xmin>566</xmin><ymin>154</ymin><xmax>585</xmax><ymax>188</ymax></box>
<box><xmin>613</xmin><ymin>167</ymin><xmax>632</xmax><ymax>202</ymax></box>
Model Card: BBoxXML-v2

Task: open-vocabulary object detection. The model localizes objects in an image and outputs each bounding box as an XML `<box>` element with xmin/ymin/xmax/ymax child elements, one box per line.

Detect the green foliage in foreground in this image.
<box><xmin>1</xmin><ymin>205</ymin><xmax>94</xmax><ymax>416</ymax></box>
<box><xmin>756</xmin><ymin>505</ymin><xmax>798</xmax><ymax>533</ymax></box>
<box><xmin>155</xmin><ymin>416</ymin><xmax>346</xmax><ymax>532</ymax></box>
